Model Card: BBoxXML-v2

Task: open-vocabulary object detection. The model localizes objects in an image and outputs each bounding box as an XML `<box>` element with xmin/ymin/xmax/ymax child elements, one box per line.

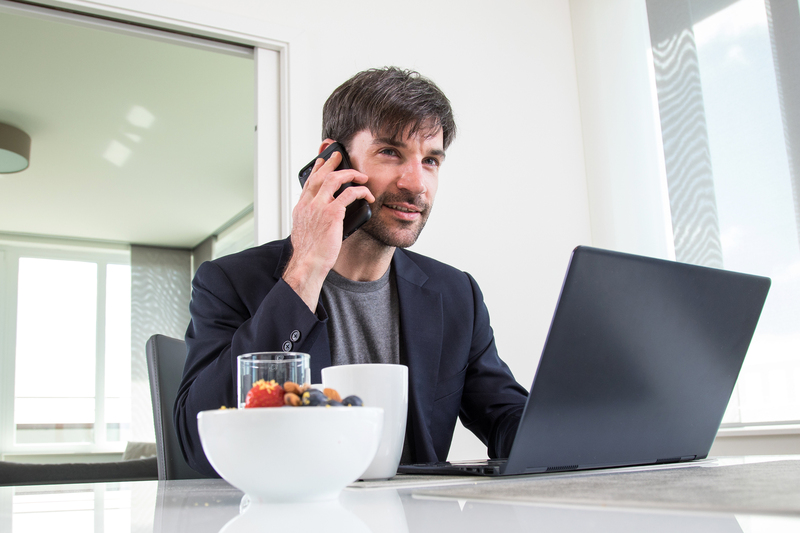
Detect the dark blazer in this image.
<box><xmin>175</xmin><ymin>238</ymin><xmax>527</xmax><ymax>476</ymax></box>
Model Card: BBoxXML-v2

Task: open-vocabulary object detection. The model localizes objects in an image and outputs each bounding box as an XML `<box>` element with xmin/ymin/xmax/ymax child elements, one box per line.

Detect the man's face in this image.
<box><xmin>344</xmin><ymin>128</ymin><xmax>444</xmax><ymax>248</ymax></box>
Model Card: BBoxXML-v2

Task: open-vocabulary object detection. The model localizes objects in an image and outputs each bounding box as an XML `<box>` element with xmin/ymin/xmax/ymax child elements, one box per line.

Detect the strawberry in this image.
<box><xmin>245</xmin><ymin>379</ymin><xmax>285</xmax><ymax>408</ymax></box>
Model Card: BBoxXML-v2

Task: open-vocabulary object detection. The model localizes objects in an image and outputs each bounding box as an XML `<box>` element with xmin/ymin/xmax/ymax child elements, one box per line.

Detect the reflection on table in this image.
<box><xmin>1</xmin><ymin>457</ymin><xmax>798</xmax><ymax>533</ymax></box>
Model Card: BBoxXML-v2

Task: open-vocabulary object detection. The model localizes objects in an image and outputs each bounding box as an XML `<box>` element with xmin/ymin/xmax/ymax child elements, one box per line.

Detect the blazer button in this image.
<box><xmin>290</xmin><ymin>330</ymin><xmax>301</xmax><ymax>342</ymax></box>
<box><xmin>282</xmin><ymin>340</ymin><xmax>293</xmax><ymax>352</ymax></box>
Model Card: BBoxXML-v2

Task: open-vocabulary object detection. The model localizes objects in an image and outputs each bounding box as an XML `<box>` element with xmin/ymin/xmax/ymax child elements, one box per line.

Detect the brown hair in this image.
<box><xmin>322</xmin><ymin>67</ymin><xmax>456</xmax><ymax>151</ymax></box>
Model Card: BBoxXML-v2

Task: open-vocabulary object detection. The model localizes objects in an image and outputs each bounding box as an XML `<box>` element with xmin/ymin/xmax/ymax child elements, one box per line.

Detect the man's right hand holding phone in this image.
<box><xmin>282</xmin><ymin>149</ymin><xmax>374</xmax><ymax>313</ymax></box>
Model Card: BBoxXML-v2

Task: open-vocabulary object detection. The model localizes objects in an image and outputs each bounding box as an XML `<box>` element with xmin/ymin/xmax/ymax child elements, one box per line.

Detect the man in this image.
<box><xmin>175</xmin><ymin>67</ymin><xmax>528</xmax><ymax>476</ymax></box>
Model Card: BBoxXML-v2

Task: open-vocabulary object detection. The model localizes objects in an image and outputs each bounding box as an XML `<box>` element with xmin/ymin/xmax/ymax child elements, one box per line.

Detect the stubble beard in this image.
<box><xmin>359</xmin><ymin>192</ymin><xmax>432</xmax><ymax>249</ymax></box>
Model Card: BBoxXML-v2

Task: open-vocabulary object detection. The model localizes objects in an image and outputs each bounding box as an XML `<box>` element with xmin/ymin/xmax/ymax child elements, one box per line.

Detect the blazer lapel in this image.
<box><xmin>393</xmin><ymin>250</ymin><xmax>443</xmax><ymax>461</ymax></box>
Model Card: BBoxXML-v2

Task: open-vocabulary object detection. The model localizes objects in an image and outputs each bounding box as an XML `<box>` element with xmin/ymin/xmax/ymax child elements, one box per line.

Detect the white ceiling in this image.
<box><xmin>0</xmin><ymin>7</ymin><xmax>254</xmax><ymax>249</ymax></box>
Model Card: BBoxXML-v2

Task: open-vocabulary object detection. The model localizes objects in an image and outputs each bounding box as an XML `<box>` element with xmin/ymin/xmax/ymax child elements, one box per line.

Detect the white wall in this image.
<box><xmin>286</xmin><ymin>0</ymin><xmax>593</xmax><ymax>457</ymax></box>
<box><xmin>45</xmin><ymin>0</ymin><xmax>796</xmax><ymax>460</ymax></box>
<box><xmin>47</xmin><ymin>0</ymin><xmax>593</xmax><ymax>459</ymax></box>
<box><xmin>286</xmin><ymin>0</ymin><xmax>593</xmax><ymax>387</ymax></box>
<box><xmin>178</xmin><ymin>0</ymin><xmax>592</xmax><ymax>458</ymax></box>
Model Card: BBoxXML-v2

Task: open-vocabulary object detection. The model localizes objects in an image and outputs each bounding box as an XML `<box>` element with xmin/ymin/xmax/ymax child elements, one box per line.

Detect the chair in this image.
<box><xmin>146</xmin><ymin>334</ymin><xmax>207</xmax><ymax>480</ymax></box>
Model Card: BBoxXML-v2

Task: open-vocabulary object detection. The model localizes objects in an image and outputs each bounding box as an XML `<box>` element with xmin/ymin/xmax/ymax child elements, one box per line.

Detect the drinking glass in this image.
<box><xmin>237</xmin><ymin>352</ymin><xmax>310</xmax><ymax>408</ymax></box>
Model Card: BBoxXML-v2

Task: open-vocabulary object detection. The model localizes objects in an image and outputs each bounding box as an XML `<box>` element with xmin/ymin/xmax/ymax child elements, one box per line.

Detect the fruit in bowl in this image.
<box><xmin>243</xmin><ymin>380</ymin><xmax>365</xmax><ymax>409</ymax></box>
<box><xmin>197</xmin><ymin>405</ymin><xmax>383</xmax><ymax>503</ymax></box>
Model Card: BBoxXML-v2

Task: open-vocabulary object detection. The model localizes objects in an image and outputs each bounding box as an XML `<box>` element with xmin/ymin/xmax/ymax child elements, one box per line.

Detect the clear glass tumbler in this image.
<box><xmin>237</xmin><ymin>352</ymin><xmax>310</xmax><ymax>408</ymax></box>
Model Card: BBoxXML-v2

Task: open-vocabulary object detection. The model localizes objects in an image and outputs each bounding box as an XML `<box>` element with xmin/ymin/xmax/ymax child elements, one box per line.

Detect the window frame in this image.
<box><xmin>0</xmin><ymin>237</ymin><xmax>131</xmax><ymax>456</ymax></box>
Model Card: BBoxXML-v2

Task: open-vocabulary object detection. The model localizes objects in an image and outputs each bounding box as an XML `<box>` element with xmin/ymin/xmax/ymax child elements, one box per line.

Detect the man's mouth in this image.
<box><xmin>386</xmin><ymin>204</ymin><xmax>421</xmax><ymax>213</ymax></box>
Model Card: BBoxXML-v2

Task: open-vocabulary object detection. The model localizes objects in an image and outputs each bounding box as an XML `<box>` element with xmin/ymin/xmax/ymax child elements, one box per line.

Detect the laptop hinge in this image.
<box><xmin>655</xmin><ymin>455</ymin><xmax>697</xmax><ymax>464</ymax></box>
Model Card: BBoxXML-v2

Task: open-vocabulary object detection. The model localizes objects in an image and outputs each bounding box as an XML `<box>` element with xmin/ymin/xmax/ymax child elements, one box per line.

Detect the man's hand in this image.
<box><xmin>283</xmin><ymin>150</ymin><xmax>375</xmax><ymax>312</ymax></box>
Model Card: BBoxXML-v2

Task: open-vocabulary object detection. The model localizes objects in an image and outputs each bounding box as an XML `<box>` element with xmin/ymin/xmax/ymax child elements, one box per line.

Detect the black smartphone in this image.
<box><xmin>298</xmin><ymin>142</ymin><xmax>372</xmax><ymax>240</ymax></box>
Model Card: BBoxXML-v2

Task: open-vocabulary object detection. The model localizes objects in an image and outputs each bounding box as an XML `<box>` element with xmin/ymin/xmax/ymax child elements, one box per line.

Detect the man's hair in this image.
<box><xmin>322</xmin><ymin>67</ymin><xmax>456</xmax><ymax>151</ymax></box>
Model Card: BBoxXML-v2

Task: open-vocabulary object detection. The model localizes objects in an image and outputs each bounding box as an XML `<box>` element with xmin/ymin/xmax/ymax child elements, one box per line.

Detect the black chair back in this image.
<box><xmin>146</xmin><ymin>334</ymin><xmax>206</xmax><ymax>480</ymax></box>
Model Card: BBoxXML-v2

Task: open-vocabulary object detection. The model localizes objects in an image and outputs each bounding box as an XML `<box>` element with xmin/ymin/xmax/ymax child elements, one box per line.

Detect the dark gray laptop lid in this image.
<box><xmin>504</xmin><ymin>246</ymin><xmax>771</xmax><ymax>474</ymax></box>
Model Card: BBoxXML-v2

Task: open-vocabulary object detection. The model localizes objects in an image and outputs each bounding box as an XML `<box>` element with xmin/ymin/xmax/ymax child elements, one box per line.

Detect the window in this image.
<box><xmin>646</xmin><ymin>0</ymin><xmax>800</xmax><ymax>425</ymax></box>
<box><xmin>694</xmin><ymin>0</ymin><xmax>800</xmax><ymax>425</ymax></box>
<box><xmin>1</xmin><ymin>239</ymin><xmax>130</xmax><ymax>454</ymax></box>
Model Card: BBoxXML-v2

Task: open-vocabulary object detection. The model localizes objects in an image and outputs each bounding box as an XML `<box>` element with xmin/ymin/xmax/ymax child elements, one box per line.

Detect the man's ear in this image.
<box><xmin>319</xmin><ymin>139</ymin><xmax>336</xmax><ymax>154</ymax></box>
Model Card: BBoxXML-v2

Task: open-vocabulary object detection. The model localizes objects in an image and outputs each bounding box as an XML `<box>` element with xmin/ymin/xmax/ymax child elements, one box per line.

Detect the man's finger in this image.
<box><xmin>333</xmin><ymin>184</ymin><xmax>375</xmax><ymax>206</ymax></box>
<box><xmin>303</xmin><ymin>151</ymin><xmax>342</xmax><ymax>196</ymax></box>
<box><xmin>301</xmin><ymin>157</ymin><xmax>325</xmax><ymax>191</ymax></box>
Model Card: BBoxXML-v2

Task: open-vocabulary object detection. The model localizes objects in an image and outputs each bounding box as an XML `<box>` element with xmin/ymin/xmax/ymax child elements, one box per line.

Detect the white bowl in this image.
<box><xmin>197</xmin><ymin>407</ymin><xmax>383</xmax><ymax>503</ymax></box>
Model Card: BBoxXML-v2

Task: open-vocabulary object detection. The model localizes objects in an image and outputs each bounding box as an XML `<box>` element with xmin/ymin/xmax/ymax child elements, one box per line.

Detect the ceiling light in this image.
<box><xmin>0</xmin><ymin>123</ymin><xmax>31</xmax><ymax>174</ymax></box>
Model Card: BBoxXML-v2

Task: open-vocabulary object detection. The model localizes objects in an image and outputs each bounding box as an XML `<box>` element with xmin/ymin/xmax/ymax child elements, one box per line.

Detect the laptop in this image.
<box><xmin>399</xmin><ymin>246</ymin><xmax>771</xmax><ymax>476</ymax></box>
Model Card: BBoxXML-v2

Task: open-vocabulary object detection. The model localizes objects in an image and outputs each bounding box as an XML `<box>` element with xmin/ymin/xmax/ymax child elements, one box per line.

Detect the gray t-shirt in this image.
<box><xmin>320</xmin><ymin>265</ymin><xmax>411</xmax><ymax>464</ymax></box>
<box><xmin>320</xmin><ymin>266</ymin><xmax>400</xmax><ymax>366</ymax></box>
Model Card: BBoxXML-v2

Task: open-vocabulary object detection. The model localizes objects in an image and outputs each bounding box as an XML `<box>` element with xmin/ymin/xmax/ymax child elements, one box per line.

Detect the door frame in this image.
<box><xmin>1</xmin><ymin>0</ymin><xmax>296</xmax><ymax>243</ymax></box>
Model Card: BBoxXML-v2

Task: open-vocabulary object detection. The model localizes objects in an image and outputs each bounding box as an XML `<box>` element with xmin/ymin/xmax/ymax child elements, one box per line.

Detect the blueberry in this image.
<box><xmin>342</xmin><ymin>395</ymin><xmax>363</xmax><ymax>407</ymax></box>
<box><xmin>325</xmin><ymin>399</ymin><xmax>343</xmax><ymax>407</ymax></box>
<box><xmin>302</xmin><ymin>389</ymin><xmax>327</xmax><ymax>406</ymax></box>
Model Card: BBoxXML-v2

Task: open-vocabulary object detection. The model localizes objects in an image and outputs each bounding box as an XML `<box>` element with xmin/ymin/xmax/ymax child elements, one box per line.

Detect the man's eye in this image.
<box><xmin>423</xmin><ymin>157</ymin><xmax>441</xmax><ymax>167</ymax></box>
<box><xmin>379</xmin><ymin>148</ymin><xmax>398</xmax><ymax>157</ymax></box>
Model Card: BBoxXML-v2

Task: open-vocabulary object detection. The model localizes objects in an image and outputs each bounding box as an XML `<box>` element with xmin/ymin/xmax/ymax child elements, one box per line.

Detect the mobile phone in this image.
<box><xmin>298</xmin><ymin>142</ymin><xmax>372</xmax><ymax>240</ymax></box>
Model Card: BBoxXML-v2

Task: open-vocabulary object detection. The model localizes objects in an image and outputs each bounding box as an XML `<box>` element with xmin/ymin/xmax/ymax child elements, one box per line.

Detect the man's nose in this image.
<box><xmin>397</xmin><ymin>160</ymin><xmax>427</xmax><ymax>195</ymax></box>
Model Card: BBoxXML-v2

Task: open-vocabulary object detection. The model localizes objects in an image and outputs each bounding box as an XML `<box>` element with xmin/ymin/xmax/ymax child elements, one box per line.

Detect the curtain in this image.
<box><xmin>130</xmin><ymin>245</ymin><xmax>191</xmax><ymax>443</ymax></box>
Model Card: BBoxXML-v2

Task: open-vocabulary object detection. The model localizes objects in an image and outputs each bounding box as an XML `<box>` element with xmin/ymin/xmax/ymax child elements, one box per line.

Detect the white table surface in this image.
<box><xmin>2</xmin><ymin>456</ymin><xmax>797</xmax><ymax>533</ymax></box>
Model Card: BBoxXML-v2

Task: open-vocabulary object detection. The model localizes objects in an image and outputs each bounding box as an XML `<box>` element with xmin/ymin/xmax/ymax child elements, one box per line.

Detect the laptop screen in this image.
<box><xmin>504</xmin><ymin>246</ymin><xmax>770</xmax><ymax>474</ymax></box>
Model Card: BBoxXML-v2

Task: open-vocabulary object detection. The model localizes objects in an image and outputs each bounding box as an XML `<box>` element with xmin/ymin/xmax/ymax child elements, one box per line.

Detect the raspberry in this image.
<box><xmin>245</xmin><ymin>379</ymin><xmax>285</xmax><ymax>408</ymax></box>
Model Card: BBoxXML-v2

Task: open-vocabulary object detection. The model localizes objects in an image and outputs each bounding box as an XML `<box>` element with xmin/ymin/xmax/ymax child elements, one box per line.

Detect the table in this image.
<box><xmin>2</xmin><ymin>456</ymin><xmax>798</xmax><ymax>532</ymax></box>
